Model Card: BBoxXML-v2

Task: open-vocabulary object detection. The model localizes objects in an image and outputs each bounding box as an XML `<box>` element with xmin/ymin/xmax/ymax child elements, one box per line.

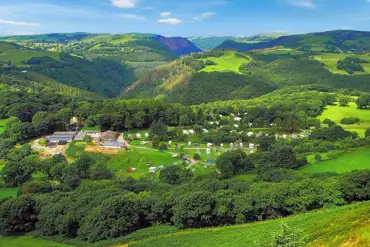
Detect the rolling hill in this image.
<box><xmin>126</xmin><ymin>201</ymin><xmax>370</xmax><ymax>247</ymax></box>
<box><xmin>122</xmin><ymin>50</ymin><xmax>277</xmax><ymax>104</ymax></box>
<box><xmin>216</xmin><ymin>30</ymin><xmax>370</xmax><ymax>52</ymax></box>
<box><xmin>188</xmin><ymin>33</ymin><xmax>287</xmax><ymax>50</ymax></box>
<box><xmin>0</xmin><ymin>42</ymin><xmax>135</xmax><ymax>97</ymax></box>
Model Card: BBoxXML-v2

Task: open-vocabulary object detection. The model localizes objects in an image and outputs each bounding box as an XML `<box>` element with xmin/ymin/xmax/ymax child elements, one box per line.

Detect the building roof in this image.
<box><xmin>101</xmin><ymin>130</ymin><xmax>117</xmax><ymax>140</ymax></box>
<box><xmin>102</xmin><ymin>141</ymin><xmax>124</xmax><ymax>148</ymax></box>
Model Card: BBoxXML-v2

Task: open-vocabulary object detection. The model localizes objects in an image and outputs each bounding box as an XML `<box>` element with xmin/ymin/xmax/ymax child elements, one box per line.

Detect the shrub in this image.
<box><xmin>340</xmin><ymin>117</ymin><xmax>360</xmax><ymax>125</ymax></box>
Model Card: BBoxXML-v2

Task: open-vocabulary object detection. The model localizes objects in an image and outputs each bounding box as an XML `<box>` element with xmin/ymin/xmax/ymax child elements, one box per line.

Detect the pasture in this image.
<box><xmin>199</xmin><ymin>51</ymin><xmax>251</xmax><ymax>74</ymax></box>
<box><xmin>0</xmin><ymin>118</ymin><xmax>10</xmax><ymax>134</ymax></box>
<box><xmin>313</xmin><ymin>53</ymin><xmax>370</xmax><ymax>75</ymax></box>
<box><xmin>0</xmin><ymin>235</ymin><xmax>73</xmax><ymax>247</ymax></box>
<box><xmin>319</xmin><ymin>102</ymin><xmax>370</xmax><ymax>136</ymax></box>
<box><xmin>128</xmin><ymin>201</ymin><xmax>370</xmax><ymax>247</ymax></box>
<box><xmin>0</xmin><ymin>187</ymin><xmax>19</xmax><ymax>198</ymax></box>
<box><xmin>300</xmin><ymin>148</ymin><xmax>370</xmax><ymax>174</ymax></box>
<box><xmin>0</xmin><ymin>43</ymin><xmax>60</xmax><ymax>67</ymax></box>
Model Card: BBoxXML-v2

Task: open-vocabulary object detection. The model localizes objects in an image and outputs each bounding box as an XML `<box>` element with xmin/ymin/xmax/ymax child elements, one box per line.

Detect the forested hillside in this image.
<box><xmin>217</xmin><ymin>30</ymin><xmax>370</xmax><ymax>52</ymax></box>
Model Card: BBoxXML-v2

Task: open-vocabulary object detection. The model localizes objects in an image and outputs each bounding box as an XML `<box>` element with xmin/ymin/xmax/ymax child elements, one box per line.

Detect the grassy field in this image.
<box><xmin>319</xmin><ymin>102</ymin><xmax>370</xmax><ymax>137</ymax></box>
<box><xmin>0</xmin><ymin>235</ymin><xmax>73</xmax><ymax>247</ymax></box>
<box><xmin>313</xmin><ymin>53</ymin><xmax>370</xmax><ymax>75</ymax></box>
<box><xmin>300</xmin><ymin>148</ymin><xmax>370</xmax><ymax>174</ymax></box>
<box><xmin>0</xmin><ymin>43</ymin><xmax>60</xmax><ymax>67</ymax></box>
<box><xmin>127</xmin><ymin>201</ymin><xmax>370</xmax><ymax>247</ymax></box>
<box><xmin>0</xmin><ymin>187</ymin><xmax>19</xmax><ymax>198</ymax></box>
<box><xmin>199</xmin><ymin>51</ymin><xmax>251</xmax><ymax>74</ymax></box>
<box><xmin>106</xmin><ymin>148</ymin><xmax>182</xmax><ymax>179</ymax></box>
<box><xmin>0</xmin><ymin>118</ymin><xmax>10</xmax><ymax>134</ymax></box>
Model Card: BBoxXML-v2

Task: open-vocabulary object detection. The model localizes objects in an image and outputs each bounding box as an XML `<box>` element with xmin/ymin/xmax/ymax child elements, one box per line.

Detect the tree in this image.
<box><xmin>63</xmin><ymin>174</ymin><xmax>81</xmax><ymax>191</ymax></box>
<box><xmin>159</xmin><ymin>166</ymin><xmax>192</xmax><ymax>185</ymax></box>
<box><xmin>340</xmin><ymin>170</ymin><xmax>370</xmax><ymax>202</ymax></box>
<box><xmin>133</xmin><ymin>111</ymin><xmax>146</xmax><ymax>128</ymax></box>
<box><xmin>356</xmin><ymin>94</ymin><xmax>370</xmax><ymax>109</ymax></box>
<box><xmin>83</xmin><ymin>135</ymin><xmax>93</xmax><ymax>143</ymax></box>
<box><xmin>20</xmin><ymin>180</ymin><xmax>52</xmax><ymax>194</ymax></box>
<box><xmin>149</xmin><ymin>121</ymin><xmax>168</xmax><ymax>141</ymax></box>
<box><xmin>0</xmin><ymin>196</ymin><xmax>37</xmax><ymax>235</ymax></box>
<box><xmin>1</xmin><ymin>156</ymin><xmax>36</xmax><ymax>186</ymax></box>
<box><xmin>78</xmin><ymin>196</ymin><xmax>139</xmax><ymax>242</ymax></box>
<box><xmin>172</xmin><ymin>191</ymin><xmax>215</xmax><ymax>228</ymax></box>
<box><xmin>338</xmin><ymin>96</ymin><xmax>351</xmax><ymax>107</ymax></box>
<box><xmin>267</xmin><ymin>145</ymin><xmax>301</xmax><ymax>169</ymax></box>
<box><xmin>322</xmin><ymin>118</ymin><xmax>336</xmax><ymax>127</ymax></box>
<box><xmin>193</xmin><ymin>152</ymin><xmax>201</xmax><ymax>160</ymax></box>
<box><xmin>152</xmin><ymin>135</ymin><xmax>160</xmax><ymax>149</ymax></box>
<box><xmin>74</xmin><ymin>153</ymin><xmax>94</xmax><ymax>178</ymax></box>
<box><xmin>90</xmin><ymin>163</ymin><xmax>113</xmax><ymax>180</ymax></box>
<box><xmin>365</xmin><ymin>128</ymin><xmax>370</xmax><ymax>138</ymax></box>
<box><xmin>257</xmin><ymin>135</ymin><xmax>276</xmax><ymax>152</ymax></box>
<box><xmin>216</xmin><ymin>150</ymin><xmax>253</xmax><ymax>179</ymax></box>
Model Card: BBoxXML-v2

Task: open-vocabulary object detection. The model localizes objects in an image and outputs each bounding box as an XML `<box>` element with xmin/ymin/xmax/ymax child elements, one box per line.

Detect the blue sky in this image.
<box><xmin>0</xmin><ymin>0</ymin><xmax>370</xmax><ymax>37</ymax></box>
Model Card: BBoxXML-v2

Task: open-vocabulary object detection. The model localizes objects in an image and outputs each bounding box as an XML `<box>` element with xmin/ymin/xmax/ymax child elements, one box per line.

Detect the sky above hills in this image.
<box><xmin>0</xmin><ymin>0</ymin><xmax>370</xmax><ymax>37</ymax></box>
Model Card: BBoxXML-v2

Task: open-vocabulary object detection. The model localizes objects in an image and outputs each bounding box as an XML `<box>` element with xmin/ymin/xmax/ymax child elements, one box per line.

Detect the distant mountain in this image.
<box><xmin>153</xmin><ymin>35</ymin><xmax>202</xmax><ymax>55</ymax></box>
<box><xmin>188</xmin><ymin>37</ymin><xmax>234</xmax><ymax>50</ymax></box>
<box><xmin>216</xmin><ymin>30</ymin><xmax>370</xmax><ymax>52</ymax></box>
<box><xmin>188</xmin><ymin>33</ymin><xmax>287</xmax><ymax>51</ymax></box>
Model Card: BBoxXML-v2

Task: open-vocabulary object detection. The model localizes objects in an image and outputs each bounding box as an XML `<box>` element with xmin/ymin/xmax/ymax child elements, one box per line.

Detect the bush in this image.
<box><xmin>340</xmin><ymin>117</ymin><xmax>360</xmax><ymax>125</ymax></box>
<box><xmin>158</xmin><ymin>142</ymin><xmax>168</xmax><ymax>151</ymax></box>
<box><xmin>365</xmin><ymin>128</ymin><xmax>370</xmax><ymax>137</ymax></box>
<box><xmin>193</xmin><ymin>152</ymin><xmax>201</xmax><ymax>160</ymax></box>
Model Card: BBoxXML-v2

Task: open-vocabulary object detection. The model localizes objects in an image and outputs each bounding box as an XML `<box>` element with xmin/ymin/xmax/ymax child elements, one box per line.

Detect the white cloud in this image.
<box><xmin>160</xmin><ymin>12</ymin><xmax>172</xmax><ymax>17</ymax></box>
<box><xmin>0</xmin><ymin>18</ymin><xmax>40</xmax><ymax>27</ymax></box>
<box><xmin>193</xmin><ymin>12</ymin><xmax>216</xmax><ymax>22</ymax></box>
<box><xmin>285</xmin><ymin>0</ymin><xmax>316</xmax><ymax>9</ymax></box>
<box><xmin>158</xmin><ymin>18</ymin><xmax>182</xmax><ymax>25</ymax></box>
<box><xmin>112</xmin><ymin>0</ymin><xmax>138</xmax><ymax>9</ymax></box>
<box><xmin>120</xmin><ymin>14</ymin><xmax>146</xmax><ymax>21</ymax></box>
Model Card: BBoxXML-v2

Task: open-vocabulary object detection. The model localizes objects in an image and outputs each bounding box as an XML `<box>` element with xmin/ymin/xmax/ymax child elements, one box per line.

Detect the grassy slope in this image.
<box><xmin>300</xmin><ymin>148</ymin><xmax>370</xmax><ymax>174</ymax></box>
<box><xmin>313</xmin><ymin>53</ymin><xmax>370</xmax><ymax>75</ymax></box>
<box><xmin>0</xmin><ymin>235</ymin><xmax>74</xmax><ymax>247</ymax></box>
<box><xmin>199</xmin><ymin>51</ymin><xmax>251</xmax><ymax>74</ymax></box>
<box><xmin>0</xmin><ymin>43</ymin><xmax>60</xmax><ymax>67</ymax></box>
<box><xmin>128</xmin><ymin>201</ymin><xmax>370</xmax><ymax>247</ymax></box>
<box><xmin>0</xmin><ymin>118</ymin><xmax>10</xmax><ymax>134</ymax></box>
<box><xmin>319</xmin><ymin>102</ymin><xmax>370</xmax><ymax>136</ymax></box>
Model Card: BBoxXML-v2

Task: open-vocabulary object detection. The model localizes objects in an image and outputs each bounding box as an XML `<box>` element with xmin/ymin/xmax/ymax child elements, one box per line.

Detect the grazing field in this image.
<box><xmin>199</xmin><ymin>51</ymin><xmax>251</xmax><ymax>74</ymax></box>
<box><xmin>313</xmin><ymin>53</ymin><xmax>370</xmax><ymax>75</ymax></box>
<box><xmin>0</xmin><ymin>235</ymin><xmax>73</xmax><ymax>247</ymax></box>
<box><xmin>128</xmin><ymin>201</ymin><xmax>370</xmax><ymax>247</ymax></box>
<box><xmin>319</xmin><ymin>102</ymin><xmax>370</xmax><ymax>136</ymax></box>
<box><xmin>0</xmin><ymin>187</ymin><xmax>19</xmax><ymax>198</ymax></box>
<box><xmin>0</xmin><ymin>43</ymin><xmax>60</xmax><ymax>66</ymax></box>
<box><xmin>0</xmin><ymin>118</ymin><xmax>10</xmax><ymax>134</ymax></box>
<box><xmin>106</xmin><ymin>148</ymin><xmax>182</xmax><ymax>179</ymax></box>
<box><xmin>300</xmin><ymin>148</ymin><xmax>370</xmax><ymax>174</ymax></box>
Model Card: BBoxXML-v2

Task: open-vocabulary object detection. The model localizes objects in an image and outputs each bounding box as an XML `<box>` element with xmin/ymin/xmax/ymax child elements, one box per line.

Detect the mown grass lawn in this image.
<box><xmin>0</xmin><ymin>235</ymin><xmax>73</xmax><ymax>247</ymax></box>
<box><xmin>106</xmin><ymin>148</ymin><xmax>182</xmax><ymax>179</ymax></box>
<box><xmin>319</xmin><ymin>102</ymin><xmax>370</xmax><ymax>137</ymax></box>
<box><xmin>199</xmin><ymin>51</ymin><xmax>251</xmax><ymax>74</ymax></box>
<box><xmin>300</xmin><ymin>148</ymin><xmax>370</xmax><ymax>174</ymax></box>
<box><xmin>128</xmin><ymin>201</ymin><xmax>370</xmax><ymax>247</ymax></box>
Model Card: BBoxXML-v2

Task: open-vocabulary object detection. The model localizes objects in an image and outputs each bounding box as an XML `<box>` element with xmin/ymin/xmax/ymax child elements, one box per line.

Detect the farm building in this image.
<box><xmin>49</xmin><ymin>131</ymin><xmax>76</xmax><ymax>143</ymax></box>
<box><xmin>101</xmin><ymin>141</ymin><xmax>125</xmax><ymax>149</ymax></box>
<box><xmin>74</xmin><ymin>131</ymin><xmax>101</xmax><ymax>141</ymax></box>
<box><xmin>100</xmin><ymin>131</ymin><xmax>117</xmax><ymax>141</ymax></box>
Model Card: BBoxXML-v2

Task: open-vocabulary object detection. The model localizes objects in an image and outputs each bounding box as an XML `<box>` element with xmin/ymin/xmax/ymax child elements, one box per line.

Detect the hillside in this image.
<box><xmin>0</xmin><ymin>42</ymin><xmax>135</xmax><ymax>97</ymax></box>
<box><xmin>122</xmin><ymin>51</ymin><xmax>276</xmax><ymax>104</ymax></box>
<box><xmin>127</xmin><ymin>201</ymin><xmax>370</xmax><ymax>247</ymax></box>
<box><xmin>216</xmin><ymin>30</ymin><xmax>370</xmax><ymax>52</ymax></box>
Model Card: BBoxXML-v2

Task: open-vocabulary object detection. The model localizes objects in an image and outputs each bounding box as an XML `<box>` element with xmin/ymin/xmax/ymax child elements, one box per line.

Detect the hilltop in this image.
<box><xmin>189</xmin><ymin>33</ymin><xmax>287</xmax><ymax>50</ymax></box>
<box><xmin>216</xmin><ymin>30</ymin><xmax>370</xmax><ymax>52</ymax></box>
